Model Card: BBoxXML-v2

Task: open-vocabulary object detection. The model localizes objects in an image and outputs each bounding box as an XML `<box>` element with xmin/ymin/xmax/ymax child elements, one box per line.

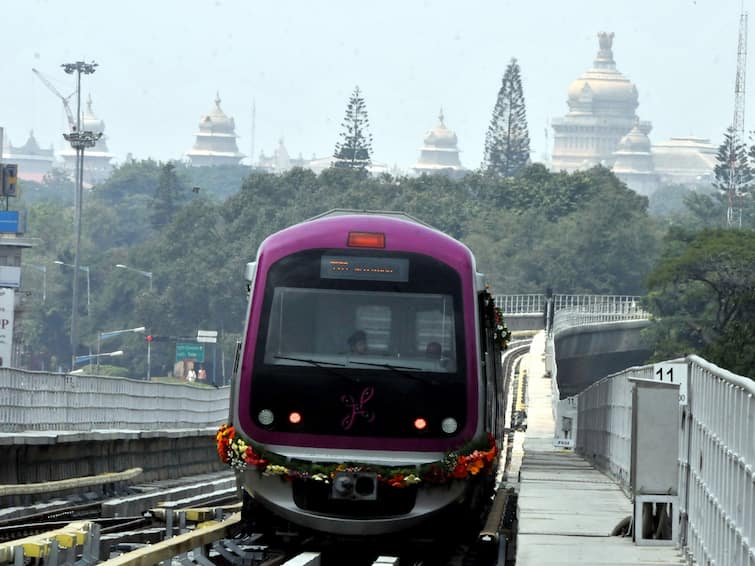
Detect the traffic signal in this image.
<box><xmin>146</xmin><ymin>335</ymin><xmax>153</xmax><ymax>342</ymax></box>
<box><xmin>146</xmin><ymin>335</ymin><xmax>169</xmax><ymax>342</ymax></box>
<box><xmin>2</xmin><ymin>164</ymin><xmax>18</xmax><ymax>197</ymax></box>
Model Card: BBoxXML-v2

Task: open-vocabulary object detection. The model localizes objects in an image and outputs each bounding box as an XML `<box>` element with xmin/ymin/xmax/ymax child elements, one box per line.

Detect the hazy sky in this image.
<box><xmin>2</xmin><ymin>0</ymin><xmax>748</xmax><ymax>171</ymax></box>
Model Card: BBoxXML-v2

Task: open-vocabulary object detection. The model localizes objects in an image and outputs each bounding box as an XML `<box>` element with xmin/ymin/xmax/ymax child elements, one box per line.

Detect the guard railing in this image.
<box><xmin>0</xmin><ymin>368</ymin><xmax>229</xmax><ymax>432</ymax></box>
<box><xmin>570</xmin><ymin>357</ymin><xmax>754</xmax><ymax>565</ymax></box>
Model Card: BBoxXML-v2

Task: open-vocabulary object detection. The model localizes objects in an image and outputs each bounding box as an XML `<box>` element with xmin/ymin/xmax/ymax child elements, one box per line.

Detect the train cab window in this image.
<box><xmin>262</xmin><ymin>286</ymin><xmax>457</xmax><ymax>373</ymax></box>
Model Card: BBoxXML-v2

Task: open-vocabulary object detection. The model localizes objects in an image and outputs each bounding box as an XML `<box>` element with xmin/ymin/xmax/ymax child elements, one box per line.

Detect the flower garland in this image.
<box><xmin>482</xmin><ymin>289</ymin><xmax>511</xmax><ymax>350</ymax></box>
<box><xmin>216</xmin><ymin>424</ymin><xmax>497</xmax><ymax>489</ymax></box>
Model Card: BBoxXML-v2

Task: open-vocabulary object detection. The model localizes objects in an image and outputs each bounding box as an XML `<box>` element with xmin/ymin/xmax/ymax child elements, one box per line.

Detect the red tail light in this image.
<box><xmin>348</xmin><ymin>231</ymin><xmax>385</xmax><ymax>248</ymax></box>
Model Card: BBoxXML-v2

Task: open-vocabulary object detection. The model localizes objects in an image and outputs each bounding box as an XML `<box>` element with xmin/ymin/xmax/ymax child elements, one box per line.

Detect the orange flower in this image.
<box><xmin>216</xmin><ymin>424</ymin><xmax>235</xmax><ymax>463</ymax></box>
<box><xmin>388</xmin><ymin>474</ymin><xmax>405</xmax><ymax>488</ymax></box>
<box><xmin>467</xmin><ymin>458</ymin><xmax>484</xmax><ymax>475</ymax></box>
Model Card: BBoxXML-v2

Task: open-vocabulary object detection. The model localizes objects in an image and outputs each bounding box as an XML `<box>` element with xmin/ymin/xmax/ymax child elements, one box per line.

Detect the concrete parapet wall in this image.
<box><xmin>0</xmin><ymin>428</ymin><xmax>225</xmax><ymax>506</ymax></box>
<box><xmin>553</xmin><ymin>320</ymin><xmax>652</xmax><ymax>398</ymax></box>
<box><xmin>0</xmin><ymin>368</ymin><xmax>230</xmax><ymax>432</ymax></box>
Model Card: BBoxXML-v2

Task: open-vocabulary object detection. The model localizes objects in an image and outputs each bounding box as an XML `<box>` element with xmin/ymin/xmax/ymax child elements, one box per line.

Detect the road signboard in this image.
<box><xmin>176</xmin><ymin>342</ymin><xmax>205</xmax><ymax>362</ymax></box>
<box><xmin>197</xmin><ymin>330</ymin><xmax>218</xmax><ymax>344</ymax></box>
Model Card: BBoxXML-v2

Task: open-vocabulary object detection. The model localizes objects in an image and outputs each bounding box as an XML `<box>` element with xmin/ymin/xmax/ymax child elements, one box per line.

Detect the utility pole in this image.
<box><xmin>250</xmin><ymin>99</ymin><xmax>256</xmax><ymax>168</ymax></box>
<box><xmin>728</xmin><ymin>10</ymin><xmax>748</xmax><ymax>228</ymax></box>
<box><xmin>61</xmin><ymin>60</ymin><xmax>101</xmax><ymax>369</ymax></box>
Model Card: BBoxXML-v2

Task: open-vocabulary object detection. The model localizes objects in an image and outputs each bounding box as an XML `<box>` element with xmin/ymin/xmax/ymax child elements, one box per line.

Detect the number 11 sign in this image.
<box><xmin>653</xmin><ymin>362</ymin><xmax>689</xmax><ymax>406</ymax></box>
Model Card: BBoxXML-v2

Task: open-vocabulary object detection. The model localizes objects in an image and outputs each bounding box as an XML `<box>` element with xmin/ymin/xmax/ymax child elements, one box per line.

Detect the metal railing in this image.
<box><xmin>569</xmin><ymin>357</ymin><xmax>754</xmax><ymax>565</ymax></box>
<box><xmin>0</xmin><ymin>368</ymin><xmax>229</xmax><ymax>432</ymax></box>
<box><xmin>679</xmin><ymin>356</ymin><xmax>755</xmax><ymax>566</ymax></box>
<box><xmin>495</xmin><ymin>293</ymin><xmax>648</xmax><ymax>318</ymax></box>
<box><xmin>494</xmin><ymin>294</ymin><xmax>544</xmax><ymax>314</ymax></box>
<box><xmin>551</xmin><ymin>297</ymin><xmax>649</xmax><ymax>335</ymax></box>
<box><xmin>574</xmin><ymin>364</ymin><xmax>653</xmax><ymax>495</ymax></box>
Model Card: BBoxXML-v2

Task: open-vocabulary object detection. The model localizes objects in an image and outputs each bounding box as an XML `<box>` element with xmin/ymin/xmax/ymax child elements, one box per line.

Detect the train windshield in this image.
<box><xmin>256</xmin><ymin>249</ymin><xmax>464</xmax><ymax>375</ymax></box>
<box><xmin>264</xmin><ymin>287</ymin><xmax>457</xmax><ymax>372</ymax></box>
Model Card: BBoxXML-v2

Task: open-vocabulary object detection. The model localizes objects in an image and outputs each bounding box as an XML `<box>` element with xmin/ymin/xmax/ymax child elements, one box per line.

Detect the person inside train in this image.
<box><xmin>425</xmin><ymin>341</ymin><xmax>442</xmax><ymax>360</ymax></box>
<box><xmin>347</xmin><ymin>330</ymin><xmax>368</xmax><ymax>355</ymax></box>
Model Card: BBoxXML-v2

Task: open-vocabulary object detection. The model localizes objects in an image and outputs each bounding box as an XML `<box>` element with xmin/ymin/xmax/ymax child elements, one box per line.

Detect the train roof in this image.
<box><xmin>307</xmin><ymin>209</ymin><xmax>433</xmax><ymax>229</ymax></box>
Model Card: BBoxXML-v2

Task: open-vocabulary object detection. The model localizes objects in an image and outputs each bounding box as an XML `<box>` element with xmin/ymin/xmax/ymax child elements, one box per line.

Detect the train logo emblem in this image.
<box><xmin>340</xmin><ymin>387</ymin><xmax>375</xmax><ymax>430</ymax></box>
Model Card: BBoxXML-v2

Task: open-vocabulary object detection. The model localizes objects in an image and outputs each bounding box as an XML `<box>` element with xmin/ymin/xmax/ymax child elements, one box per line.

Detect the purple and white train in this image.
<box><xmin>229</xmin><ymin>210</ymin><xmax>504</xmax><ymax>537</ymax></box>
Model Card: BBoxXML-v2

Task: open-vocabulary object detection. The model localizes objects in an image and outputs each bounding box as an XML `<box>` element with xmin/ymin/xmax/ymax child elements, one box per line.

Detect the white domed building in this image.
<box><xmin>551</xmin><ymin>32</ymin><xmax>649</xmax><ymax>173</ymax></box>
<box><xmin>59</xmin><ymin>95</ymin><xmax>114</xmax><ymax>186</ymax></box>
<box><xmin>412</xmin><ymin>109</ymin><xmax>466</xmax><ymax>178</ymax></box>
<box><xmin>186</xmin><ymin>93</ymin><xmax>245</xmax><ymax>166</ymax></box>
<box><xmin>552</xmin><ymin>32</ymin><xmax>716</xmax><ymax>196</ymax></box>
<box><xmin>612</xmin><ymin>122</ymin><xmax>659</xmax><ymax>195</ymax></box>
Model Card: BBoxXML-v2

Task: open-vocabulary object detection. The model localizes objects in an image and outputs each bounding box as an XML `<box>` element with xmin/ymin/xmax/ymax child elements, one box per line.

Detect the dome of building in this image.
<box><xmin>186</xmin><ymin>92</ymin><xmax>245</xmax><ymax>167</ymax></box>
<box><xmin>422</xmin><ymin>109</ymin><xmax>458</xmax><ymax>148</ymax></box>
<box><xmin>81</xmin><ymin>95</ymin><xmax>105</xmax><ymax>134</ymax></box>
<box><xmin>551</xmin><ymin>32</ymin><xmax>647</xmax><ymax>173</ymax></box>
<box><xmin>615</xmin><ymin>122</ymin><xmax>652</xmax><ymax>155</ymax></box>
<box><xmin>413</xmin><ymin>109</ymin><xmax>465</xmax><ymax>178</ymax></box>
<box><xmin>198</xmin><ymin>93</ymin><xmax>235</xmax><ymax>133</ymax></box>
<box><xmin>566</xmin><ymin>32</ymin><xmax>638</xmax><ymax>116</ymax></box>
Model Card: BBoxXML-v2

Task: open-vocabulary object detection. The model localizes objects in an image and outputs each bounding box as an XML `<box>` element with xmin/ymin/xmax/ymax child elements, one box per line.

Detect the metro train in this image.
<box><xmin>222</xmin><ymin>210</ymin><xmax>507</xmax><ymax>538</ymax></box>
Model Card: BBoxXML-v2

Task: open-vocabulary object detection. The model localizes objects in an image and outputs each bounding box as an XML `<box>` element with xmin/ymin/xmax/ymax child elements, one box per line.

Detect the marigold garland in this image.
<box><xmin>216</xmin><ymin>424</ymin><xmax>497</xmax><ymax>489</ymax></box>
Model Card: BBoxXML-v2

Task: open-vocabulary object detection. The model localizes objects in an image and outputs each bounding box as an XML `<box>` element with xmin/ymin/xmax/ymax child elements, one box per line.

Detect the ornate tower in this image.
<box><xmin>412</xmin><ymin>109</ymin><xmax>466</xmax><ymax>178</ymax></box>
<box><xmin>186</xmin><ymin>93</ymin><xmax>245</xmax><ymax>166</ymax></box>
<box><xmin>59</xmin><ymin>95</ymin><xmax>114</xmax><ymax>185</ymax></box>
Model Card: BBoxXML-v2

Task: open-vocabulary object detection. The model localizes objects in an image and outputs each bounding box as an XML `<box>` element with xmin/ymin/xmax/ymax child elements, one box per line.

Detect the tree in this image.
<box><xmin>713</xmin><ymin>126</ymin><xmax>752</xmax><ymax>227</ymax></box>
<box><xmin>151</xmin><ymin>162</ymin><xmax>186</xmax><ymax>228</ymax></box>
<box><xmin>333</xmin><ymin>86</ymin><xmax>373</xmax><ymax>171</ymax></box>
<box><xmin>644</xmin><ymin>228</ymin><xmax>755</xmax><ymax>377</ymax></box>
<box><xmin>482</xmin><ymin>58</ymin><xmax>531</xmax><ymax>177</ymax></box>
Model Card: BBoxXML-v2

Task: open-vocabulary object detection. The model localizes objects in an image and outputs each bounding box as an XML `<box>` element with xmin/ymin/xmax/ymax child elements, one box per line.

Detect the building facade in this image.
<box><xmin>186</xmin><ymin>94</ymin><xmax>245</xmax><ymax>166</ymax></box>
<box><xmin>412</xmin><ymin>109</ymin><xmax>466</xmax><ymax>178</ymax></box>
<box><xmin>552</xmin><ymin>32</ymin><xmax>716</xmax><ymax>196</ymax></box>
<box><xmin>3</xmin><ymin>131</ymin><xmax>55</xmax><ymax>183</ymax></box>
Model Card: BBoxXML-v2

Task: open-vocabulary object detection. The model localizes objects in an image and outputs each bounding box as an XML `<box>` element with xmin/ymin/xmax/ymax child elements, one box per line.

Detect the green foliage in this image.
<box><xmin>19</xmin><ymin>163</ymin><xmax>667</xmax><ymax>375</ymax></box>
<box><xmin>333</xmin><ymin>86</ymin><xmax>373</xmax><ymax>170</ymax></box>
<box><xmin>713</xmin><ymin>126</ymin><xmax>752</xmax><ymax>196</ymax></box>
<box><xmin>483</xmin><ymin>58</ymin><xmax>531</xmax><ymax>177</ymax></box>
<box><xmin>644</xmin><ymin>228</ymin><xmax>755</xmax><ymax>377</ymax></box>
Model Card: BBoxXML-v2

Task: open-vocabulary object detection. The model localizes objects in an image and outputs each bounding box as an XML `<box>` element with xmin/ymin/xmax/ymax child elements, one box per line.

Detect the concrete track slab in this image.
<box><xmin>514</xmin><ymin>332</ymin><xmax>683</xmax><ymax>565</ymax></box>
<box><xmin>517</xmin><ymin>534</ymin><xmax>684</xmax><ymax>564</ymax></box>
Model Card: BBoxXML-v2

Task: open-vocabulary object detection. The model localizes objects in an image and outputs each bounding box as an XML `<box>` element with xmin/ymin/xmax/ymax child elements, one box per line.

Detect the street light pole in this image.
<box><xmin>115</xmin><ymin>264</ymin><xmax>153</xmax><ymax>291</ymax></box>
<box><xmin>54</xmin><ymin>261</ymin><xmax>90</xmax><ymax>315</ymax></box>
<box><xmin>27</xmin><ymin>264</ymin><xmax>47</xmax><ymax>303</ymax></box>
<box><xmin>96</xmin><ymin>326</ymin><xmax>145</xmax><ymax>373</ymax></box>
<box><xmin>62</xmin><ymin>60</ymin><xmax>99</xmax><ymax>370</ymax></box>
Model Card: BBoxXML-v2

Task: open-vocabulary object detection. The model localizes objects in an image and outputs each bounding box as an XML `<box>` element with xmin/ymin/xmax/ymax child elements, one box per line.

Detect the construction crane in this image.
<box><xmin>728</xmin><ymin>10</ymin><xmax>748</xmax><ymax>228</ymax></box>
<box><xmin>32</xmin><ymin>68</ymin><xmax>77</xmax><ymax>132</ymax></box>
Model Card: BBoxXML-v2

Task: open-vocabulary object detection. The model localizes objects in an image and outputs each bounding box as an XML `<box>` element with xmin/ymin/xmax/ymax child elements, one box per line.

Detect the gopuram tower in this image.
<box><xmin>186</xmin><ymin>93</ymin><xmax>245</xmax><ymax>166</ymax></box>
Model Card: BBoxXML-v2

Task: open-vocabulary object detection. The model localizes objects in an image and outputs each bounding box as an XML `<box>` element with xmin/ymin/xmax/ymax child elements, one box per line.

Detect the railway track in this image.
<box><xmin>0</xmin><ymin>344</ymin><xmax>530</xmax><ymax>565</ymax></box>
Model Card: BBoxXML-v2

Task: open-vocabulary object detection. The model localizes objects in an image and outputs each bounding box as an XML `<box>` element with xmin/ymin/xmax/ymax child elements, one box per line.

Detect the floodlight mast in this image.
<box><xmin>61</xmin><ymin>60</ymin><xmax>99</xmax><ymax>369</ymax></box>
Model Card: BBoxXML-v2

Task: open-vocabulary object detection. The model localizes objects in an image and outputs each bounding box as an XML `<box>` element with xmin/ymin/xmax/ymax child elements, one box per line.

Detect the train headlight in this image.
<box><xmin>258</xmin><ymin>409</ymin><xmax>274</xmax><ymax>426</ymax></box>
<box><xmin>441</xmin><ymin>417</ymin><xmax>458</xmax><ymax>434</ymax></box>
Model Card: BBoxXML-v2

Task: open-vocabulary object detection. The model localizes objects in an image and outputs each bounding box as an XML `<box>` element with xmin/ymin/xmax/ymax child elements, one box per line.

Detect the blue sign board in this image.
<box><xmin>0</xmin><ymin>211</ymin><xmax>20</xmax><ymax>234</ymax></box>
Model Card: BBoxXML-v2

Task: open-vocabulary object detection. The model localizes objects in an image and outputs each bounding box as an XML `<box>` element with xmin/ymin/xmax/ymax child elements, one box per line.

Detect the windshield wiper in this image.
<box><xmin>274</xmin><ymin>355</ymin><xmax>345</xmax><ymax>367</ymax></box>
<box><xmin>273</xmin><ymin>355</ymin><xmax>361</xmax><ymax>383</ymax></box>
<box><xmin>348</xmin><ymin>361</ymin><xmax>440</xmax><ymax>386</ymax></box>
